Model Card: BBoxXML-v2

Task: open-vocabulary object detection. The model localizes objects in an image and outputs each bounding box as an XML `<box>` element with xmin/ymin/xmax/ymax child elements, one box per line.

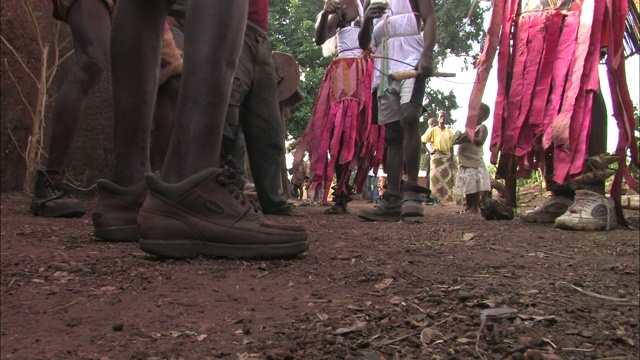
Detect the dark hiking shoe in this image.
<box><xmin>401</xmin><ymin>182</ymin><xmax>426</xmax><ymax>217</ymax></box>
<box><xmin>401</xmin><ymin>193</ymin><xmax>424</xmax><ymax>217</ymax></box>
<box><xmin>30</xmin><ymin>169</ymin><xmax>85</xmax><ymax>218</ymax></box>
<box><xmin>264</xmin><ymin>203</ymin><xmax>305</xmax><ymax>217</ymax></box>
<box><xmin>138</xmin><ymin>167</ymin><xmax>309</xmax><ymax>260</ymax></box>
<box><xmin>92</xmin><ymin>180</ymin><xmax>147</xmax><ymax>242</ymax></box>
<box><xmin>358</xmin><ymin>192</ymin><xmax>402</xmax><ymax>222</ymax></box>
<box><xmin>266</xmin><ymin>206</ymin><xmax>305</xmax><ymax>217</ymax></box>
<box><xmin>324</xmin><ymin>204</ymin><xmax>348</xmax><ymax>215</ymax></box>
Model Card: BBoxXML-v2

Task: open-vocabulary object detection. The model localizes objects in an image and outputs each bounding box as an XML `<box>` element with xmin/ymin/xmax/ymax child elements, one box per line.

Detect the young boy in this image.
<box><xmin>453</xmin><ymin>103</ymin><xmax>492</xmax><ymax>214</ymax></box>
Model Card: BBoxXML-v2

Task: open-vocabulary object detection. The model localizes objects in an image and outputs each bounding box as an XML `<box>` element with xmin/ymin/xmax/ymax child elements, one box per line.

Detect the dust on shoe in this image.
<box><xmin>138</xmin><ymin>167</ymin><xmax>309</xmax><ymax>260</ymax></box>
<box><xmin>555</xmin><ymin>190</ymin><xmax>618</xmax><ymax>231</ymax></box>
<box><xmin>358</xmin><ymin>192</ymin><xmax>402</xmax><ymax>222</ymax></box>
<box><xmin>520</xmin><ymin>195</ymin><xmax>573</xmax><ymax>224</ymax></box>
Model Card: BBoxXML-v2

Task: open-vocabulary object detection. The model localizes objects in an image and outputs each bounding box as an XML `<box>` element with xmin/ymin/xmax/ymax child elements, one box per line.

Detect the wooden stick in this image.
<box><xmin>390</xmin><ymin>70</ymin><xmax>456</xmax><ymax>80</ymax></box>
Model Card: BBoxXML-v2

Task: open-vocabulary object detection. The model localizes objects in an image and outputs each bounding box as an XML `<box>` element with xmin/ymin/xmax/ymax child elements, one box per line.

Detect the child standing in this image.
<box><xmin>454</xmin><ymin>103</ymin><xmax>492</xmax><ymax>214</ymax></box>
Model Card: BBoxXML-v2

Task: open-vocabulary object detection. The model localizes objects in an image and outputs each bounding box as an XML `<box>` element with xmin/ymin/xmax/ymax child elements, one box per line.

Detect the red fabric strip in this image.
<box><xmin>465</xmin><ymin>0</ymin><xmax>505</xmax><ymax>140</ymax></box>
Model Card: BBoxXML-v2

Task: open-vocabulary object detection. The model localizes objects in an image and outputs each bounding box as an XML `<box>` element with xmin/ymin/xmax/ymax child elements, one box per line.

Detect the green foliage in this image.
<box><xmin>268</xmin><ymin>0</ymin><xmax>488</xmax><ymax>140</ymax></box>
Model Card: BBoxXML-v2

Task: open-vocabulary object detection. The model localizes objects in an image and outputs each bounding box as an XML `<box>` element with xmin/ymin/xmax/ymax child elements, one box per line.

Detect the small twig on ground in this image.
<box><xmin>315</xmin><ymin>284</ymin><xmax>336</xmax><ymax>291</ymax></box>
<box><xmin>558</xmin><ymin>282</ymin><xmax>635</xmax><ymax>303</ymax></box>
<box><xmin>46</xmin><ymin>298</ymin><xmax>80</xmax><ymax>313</ymax></box>
<box><xmin>7</xmin><ymin>277</ymin><xmax>18</xmax><ymax>290</ymax></box>
<box><xmin>256</xmin><ymin>271</ymin><xmax>270</xmax><ymax>278</ymax></box>
<box><xmin>381</xmin><ymin>317</ymin><xmax>451</xmax><ymax>347</ymax></box>
<box><xmin>475</xmin><ymin>318</ymin><xmax>488</xmax><ymax>360</ymax></box>
<box><xmin>56</xmin><ymin>250</ymin><xmax>69</xmax><ymax>262</ymax></box>
<box><xmin>562</xmin><ymin>347</ymin><xmax>595</xmax><ymax>352</ymax></box>
<box><xmin>541</xmin><ymin>337</ymin><xmax>558</xmax><ymax>348</ymax></box>
<box><xmin>539</xmin><ymin>249</ymin><xmax>575</xmax><ymax>259</ymax></box>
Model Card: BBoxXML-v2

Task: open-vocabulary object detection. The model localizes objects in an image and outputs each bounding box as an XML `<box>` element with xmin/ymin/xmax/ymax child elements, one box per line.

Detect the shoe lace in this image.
<box><xmin>218</xmin><ymin>167</ymin><xmax>260</xmax><ymax>213</ymax></box>
<box><xmin>535</xmin><ymin>195</ymin><xmax>566</xmax><ymax>211</ymax></box>
<box><xmin>569</xmin><ymin>196</ymin><xmax>613</xmax><ymax>230</ymax></box>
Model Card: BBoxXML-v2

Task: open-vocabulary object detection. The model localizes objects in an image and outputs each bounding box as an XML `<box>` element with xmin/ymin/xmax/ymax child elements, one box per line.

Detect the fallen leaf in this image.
<box><xmin>462</xmin><ymin>232</ymin><xmax>477</xmax><ymax>241</ymax></box>
<box><xmin>374</xmin><ymin>278</ymin><xmax>393</xmax><ymax>290</ymax></box>
<box><xmin>456</xmin><ymin>337</ymin><xmax>473</xmax><ymax>344</ymax></box>
<box><xmin>389</xmin><ymin>296</ymin><xmax>402</xmax><ymax>304</ymax></box>
<box><xmin>317</xmin><ymin>312</ymin><xmax>328</xmax><ymax>321</ymax></box>
<box><xmin>419</xmin><ymin>328</ymin><xmax>443</xmax><ymax>346</ymax></box>
<box><xmin>196</xmin><ymin>334</ymin><xmax>208</xmax><ymax>341</ymax></box>
<box><xmin>480</xmin><ymin>307</ymin><xmax>517</xmax><ymax>321</ymax></box>
<box><xmin>334</xmin><ymin>320</ymin><xmax>367</xmax><ymax>335</ymax></box>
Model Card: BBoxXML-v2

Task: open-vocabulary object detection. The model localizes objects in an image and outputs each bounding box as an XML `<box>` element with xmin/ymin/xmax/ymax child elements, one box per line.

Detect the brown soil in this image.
<box><xmin>1</xmin><ymin>192</ymin><xmax>638</xmax><ymax>360</ymax></box>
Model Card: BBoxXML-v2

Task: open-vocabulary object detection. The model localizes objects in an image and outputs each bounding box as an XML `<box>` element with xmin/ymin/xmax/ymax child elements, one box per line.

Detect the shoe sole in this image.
<box><xmin>36</xmin><ymin>210</ymin><xmax>86</xmax><ymax>218</ymax></box>
<box><xmin>139</xmin><ymin>238</ymin><xmax>309</xmax><ymax>260</ymax></box>
<box><xmin>94</xmin><ymin>226</ymin><xmax>139</xmax><ymax>243</ymax></box>
<box><xmin>554</xmin><ymin>221</ymin><xmax>614</xmax><ymax>231</ymax></box>
<box><xmin>520</xmin><ymin>216</ymin><xmax>558</xmax><ymax>224</ymax></box>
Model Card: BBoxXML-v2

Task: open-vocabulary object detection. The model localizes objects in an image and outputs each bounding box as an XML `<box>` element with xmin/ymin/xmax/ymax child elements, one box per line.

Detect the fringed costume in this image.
<box><xmin>296</xmin><ymin>12</ymin><xmax>384</xmax><ymax>206</ymax></box>
<box><xmin>465</xmin><ymin>0</ymin><xmax>638</xmax><ymax>225</ymax></box>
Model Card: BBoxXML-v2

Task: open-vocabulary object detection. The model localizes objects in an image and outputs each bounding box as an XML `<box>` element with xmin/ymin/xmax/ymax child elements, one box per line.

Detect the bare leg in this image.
<box><xmin>161</xmin><ymin>0</ymin><xmax>247</xmax><ymax>183</ymax></box>
<box><xmin>464</xmin><ymin>192</ymin><xmax>480</xmax><ymax>213</ymax></box>
<box><xmin>400</xmin><ymin>102</ymin><xmax>422</xmax><ymax>184</ymax></box>
<box><xmin>109</xmin><ymin>0</ymin><xmax>169</xmax><ymax>186</ymax></box>
<box><xmin>385</xmin><ymin>140</ymin><xmax>403</xmax><ymax>195</ymax></box>
<box><xmin>46</xmin><ymin>0</ymin><xmax>110</xmax><ymax>170</ymax></box>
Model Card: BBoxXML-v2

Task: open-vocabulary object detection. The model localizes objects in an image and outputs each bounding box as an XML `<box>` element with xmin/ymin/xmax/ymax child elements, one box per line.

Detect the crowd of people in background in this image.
<box><xmin>27</xmin><ymin>0</ymin><xmax>636</xmax><ymax>262</ymax></box>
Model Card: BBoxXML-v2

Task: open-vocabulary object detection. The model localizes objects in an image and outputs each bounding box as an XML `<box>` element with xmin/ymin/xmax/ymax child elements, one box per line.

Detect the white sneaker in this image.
<box><xmin>521</xmin><ymin>195</ymin><xmax>574</xmax><ymax>223</ymax></box>
<box><xmin>554</xmin><ymin>190</ymin><xmax>617</xmax><ymax>231</ymax></box>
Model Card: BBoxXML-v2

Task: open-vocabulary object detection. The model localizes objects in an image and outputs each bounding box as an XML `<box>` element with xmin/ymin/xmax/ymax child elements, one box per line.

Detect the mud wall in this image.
<box><xmin>1</xmin><ymin>0</ymin><xmax>113</xmax><ymax>192</ymax></box>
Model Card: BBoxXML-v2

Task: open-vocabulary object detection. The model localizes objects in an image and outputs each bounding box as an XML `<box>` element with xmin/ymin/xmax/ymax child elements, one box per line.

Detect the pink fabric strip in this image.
<box><xmin>499</xmin><ymin>12</ymin><xmax>532</xmax><ymax>156</ymax></box>
<box><xmin>527</xmin><ymin>11</ymin><xmax>563</xmax><ymax>136</ymax></box>
<box><xmin>465</xmin><ymin>0</ymin><xmax>504</xmax><ymax>140</ymax></box>
<box><xmin>551</xmin><ymin>0</ymin><xmax>596</xmax><ymax>151</ymax></box>
<box><xmin>490</xmin><ymin>0</ymin><xmax>519</xmax><ymax>162</ymax></box>
<box><xmin>605</xmin><ymin>0</ymin><xmax>637</xmax><ymax>226</ymax></box>
<box><xmin>514</xmin><ymin>12</ymin><xmax>547</xmax><ymax>158</ymax></box>
<box><xmin>541</xmin><ymin>11</ymin><xmax>581</xmax><ymax>150</ymax></box>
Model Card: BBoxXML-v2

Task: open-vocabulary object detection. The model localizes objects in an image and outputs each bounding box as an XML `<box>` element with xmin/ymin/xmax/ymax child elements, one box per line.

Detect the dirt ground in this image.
<box><xmin>1</xmin><ymin>191</ymin><xmax>638</xmax><ymax>360</ymax></box>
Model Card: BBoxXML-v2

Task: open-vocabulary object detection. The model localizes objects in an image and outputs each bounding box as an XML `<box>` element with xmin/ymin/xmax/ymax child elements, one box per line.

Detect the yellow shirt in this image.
<box><xmin>421</xmin><ymin>126</ymin><xmax>454</xmax><ymax>153</ymax></box>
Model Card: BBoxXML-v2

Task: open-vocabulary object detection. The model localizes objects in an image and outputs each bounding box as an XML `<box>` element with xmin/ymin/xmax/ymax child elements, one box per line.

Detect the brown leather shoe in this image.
<box><xmin>92</xmin><ymin>180</ymin><xmax>147</xmax><ymax>242</ymax></box>
<box><xmin>138</xmin><ymin>167</ymin><xmax>309</xmax><ymax>260</ymax></box>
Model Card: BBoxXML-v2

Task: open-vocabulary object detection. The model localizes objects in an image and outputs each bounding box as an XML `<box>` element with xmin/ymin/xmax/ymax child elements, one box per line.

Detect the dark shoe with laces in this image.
<box><xmin>263</xmin><ymin>203</ymin><xmax>305</xmax><ymax>217</ymax></box>
<box><xmin>138</xmin><ymin>167</ymin><xmax>309</xmax><ymax>260</ymax></box>
<box><xmin>30</xmin><ymin>169</ymin><xmax>86</xmax><ymax>218</ymax></box>
<box><xmin>92</xmin><ymin>179</ymin><xmax>147</xmax><ymax>242</ymax></box>
<box><xmin>358</xmin><ymin>192</ymin><xmax>402</xmax><ymax>222</ymax></box>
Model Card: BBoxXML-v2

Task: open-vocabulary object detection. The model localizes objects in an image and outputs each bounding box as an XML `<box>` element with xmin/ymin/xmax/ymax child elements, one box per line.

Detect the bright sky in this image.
<box><xmin>429</xmin><ymin>55</ymin><xmax>640</xmax><ymax>164</ymax></box>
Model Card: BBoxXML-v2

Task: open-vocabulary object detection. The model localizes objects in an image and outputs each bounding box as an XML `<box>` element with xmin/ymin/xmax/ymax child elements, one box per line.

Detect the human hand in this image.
<box><xmin>416</xmin><ymin>53</ymin><xmax>434</xmax><ymax>77</ymax></box>
<box><xmin>323</xmin><ymin>0</ymin><xmax>340</xmax><ymax>15</ymax></box>
<box><xmin>364</xmin><ymin>3</ymin><xmax>387</xmax><ymax>22</ymax></box>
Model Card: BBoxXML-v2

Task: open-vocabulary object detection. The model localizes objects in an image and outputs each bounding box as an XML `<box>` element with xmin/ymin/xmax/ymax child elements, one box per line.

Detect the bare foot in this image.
<box><xmin>459</xmin><ymin>207</ymin><xmax>479</xmax><ymax>215</ymax></box>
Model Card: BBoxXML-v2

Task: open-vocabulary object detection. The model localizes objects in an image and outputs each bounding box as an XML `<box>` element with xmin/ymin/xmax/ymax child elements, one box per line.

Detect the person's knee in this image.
<box><xmin>385</xmin><ymin>121</ymin><xmax>402</xmax><ymax>146</ymax></box>
<box><xmin>74</xmin><ymin>51</ymin><xmax>107</xmax><ymax>86</ymax></box>
<box><xmin>399</xmin><ymin>102</ymin><xmax>420</xmax><ymax>131</ymax></box>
